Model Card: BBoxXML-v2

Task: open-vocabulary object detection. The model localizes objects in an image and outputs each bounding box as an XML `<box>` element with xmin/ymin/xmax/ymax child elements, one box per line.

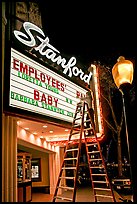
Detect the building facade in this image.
<box><xmin>2</xmin><ymin>2</ymin><xmax>104</xmax><ymax>202</ymax></box>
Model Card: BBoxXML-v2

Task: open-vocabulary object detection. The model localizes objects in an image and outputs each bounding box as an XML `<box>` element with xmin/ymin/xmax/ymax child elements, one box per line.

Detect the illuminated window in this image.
<box><xmin>31</xmin><ymin>158</ymin><xmax>41</xmax><ymax>182</ymax></box>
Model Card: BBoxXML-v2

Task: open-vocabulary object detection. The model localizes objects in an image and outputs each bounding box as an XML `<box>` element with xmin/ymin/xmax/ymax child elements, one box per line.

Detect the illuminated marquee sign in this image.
<box><xmin>13</xmin><ymin>22</ymin><xmax>92</xmax><ymax>84</ymax></box>
<box><xmin>10</xmin><ymin>48</ymin><xmax>87</xmax><ymax>123</ymax></box>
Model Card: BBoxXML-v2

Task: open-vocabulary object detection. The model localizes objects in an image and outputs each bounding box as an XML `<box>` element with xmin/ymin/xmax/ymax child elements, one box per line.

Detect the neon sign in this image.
<box><xmin>13</xmin><ymin>22</ymin><xmax>92</xmax><ymax>84</ymax></box>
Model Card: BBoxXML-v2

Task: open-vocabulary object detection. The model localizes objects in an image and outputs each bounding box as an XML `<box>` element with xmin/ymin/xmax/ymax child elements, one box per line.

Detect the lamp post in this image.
<box><xmin>112</xmin><ymin>56</ymin><xmax>134</xmax><ymax>201</ymax></box>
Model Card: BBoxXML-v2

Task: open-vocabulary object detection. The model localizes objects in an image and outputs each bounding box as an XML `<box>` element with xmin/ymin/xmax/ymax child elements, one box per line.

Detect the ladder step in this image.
<box><xmin>64</xmin><ymin>157</ymin><xmax>77</xmax><ymax>161</ymax></box>
<box><xmin>94</xmin><ymin>187</ymin><xmax>111</xmax><ymax>191</ymax></box>
<box><xmin>68</xmin><ymin>141</ymin><xmax>74</xmax><ymax>144</ymax></box>
<box><xmin>84</xmin><ymin>127</ymin><xmax>93</xmax><ymax>131</ymax></box>
<box><xmin>88</xmin><ymin>151</ymin><xmax>100</xmax><ymax>154</ymax></box>
<box><xmin>92</xmin><ymin>174</ymin><xmax>106</xmax><ymax>176</ymax></box>
<box><xmin>77</xmin><ymin>102</ymin><xmax>82</xmax><ymax>106</ymax></box>
<box><xmin>95</xmin><ymin>194</ymin><xmax>113</xmax><ymax>198</ymax></box>
<box><xmin>58</xmin><ymin>186</ymin><xmax>74</xmax><ymax>190</ymax></box>
<box><xmin>59</xmin><ymin>176</ymin><xmax>74</xmax><ymax>179</ymax></box>
<box><xmin>93</xmin><ymin>181</ymin><xmax>108</xmax><ymax>184</ymax></box>
<box><xmin>73</xmin><ymin>124</ymin><xmax>81</xmax><ymax>127</ymax></box>
<box><xmin>54</xmin><ymin>196</ymin><xmax>73</xmax><ymax>201</ymax></box>
<box><xmin>76</xmin><ymin>109</ymin><xmax>79</xmax><ymax>112</ymax></box>
<box><xmin>71</xmin><ymin>132</ymin><xmax>80</xmax><ymax>135</ymax></box>
<box><xmin>74</xmin><ymin>117</ymin><xmax>81</xmax><ymax>121</ymax></box>
<box><xmin>85</xmin><ymin>136</ymin><xmax>95</xmax><ymax>139</ymax></box>
<box><xmin>89</xmin><ymin>158</ymin><xmax>102</xmax><ymax>161</ymax></box>
<box><xmin>85</xmin><ymin>135</ymin><xmax>95</xmax><ymax>139</ymax></box>
<box><xmin>90</xmin><ymin>166</ymin><xmax>104</xmax><ymax>168</ymax></box>
<box><xmin>86</xmin><ymin>143</ymin><xmax>97</xmax><ymax>146</ymax></box>
<box><xmin>66</xmin><ymin>148</ymin><xmax>78</xmax><ymax>152</ymax></box>
<box><xmin>62</xmin><ymin>167</ymin><xmax>76</xmax><ymax>170</ymax></box>
<box><xmin>84</xmin><ymin>119</ymin><xmax>90</xmax><ymax>123</ymax></box>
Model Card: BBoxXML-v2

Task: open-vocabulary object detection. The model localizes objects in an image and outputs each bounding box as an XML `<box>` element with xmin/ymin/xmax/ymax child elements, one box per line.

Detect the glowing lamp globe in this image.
<box><xmin>112</xmin><ymin>56</ymin><xmax>134</xmax><ymax>89</ymax></box>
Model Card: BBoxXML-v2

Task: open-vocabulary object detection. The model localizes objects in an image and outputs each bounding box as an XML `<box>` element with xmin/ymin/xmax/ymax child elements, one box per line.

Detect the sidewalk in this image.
<box><xmin>32</xmin><ymin>186</ymin><xmax>124</xmax><ymax>202</ymax></box>
<box><xmin>113</xmin><ymin>190</ymin><xmax>124</xmax><ymax>202</ymax></box>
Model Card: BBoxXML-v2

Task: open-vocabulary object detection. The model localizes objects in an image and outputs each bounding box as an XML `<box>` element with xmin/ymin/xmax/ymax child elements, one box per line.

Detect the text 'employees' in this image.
<box><xmin>12</xmin><ymin>58</ymin><xmax>65</xmax><ymax>92</ymax></box>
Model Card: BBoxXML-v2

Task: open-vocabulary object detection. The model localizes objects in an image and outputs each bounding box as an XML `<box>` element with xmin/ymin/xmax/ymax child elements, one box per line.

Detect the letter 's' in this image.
<box><xmin>14</xmin><ymin>22</ymin><xmax>45</xmax><ymax>47</ymax></box>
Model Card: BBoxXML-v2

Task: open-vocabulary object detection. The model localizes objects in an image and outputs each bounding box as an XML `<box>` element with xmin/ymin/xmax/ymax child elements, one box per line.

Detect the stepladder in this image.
<box><xmin>52</xmin><ymin>101</ymin><xmax>116</xmax><ymax>202</ymax></box>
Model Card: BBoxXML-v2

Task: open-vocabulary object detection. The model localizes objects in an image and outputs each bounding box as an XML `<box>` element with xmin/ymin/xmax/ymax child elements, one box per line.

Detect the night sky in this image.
<box><xmin>39</xmin><ymin>1</ymin><xmax>136</xmax><ymax>68</ymax></box>
<box><xmin>38</xmin><ymin>2</ymin><xmax>136</xmax><ymax>164</ymax></box>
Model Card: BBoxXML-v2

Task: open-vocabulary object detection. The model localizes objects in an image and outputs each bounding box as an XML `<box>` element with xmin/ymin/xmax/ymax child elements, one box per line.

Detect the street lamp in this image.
<box><xmin>112</xmin><ymin>56</ymin><xmax>134</xmax><ymax>155</ymax></box>
<box><xmin>112</xmin><ymin>56</ymin><xmax>134</xmax><ymax>200</ymax></box>
<box><xmin>112</xmin><ymin>56</ymin><xmax>134</xmax><ymax>156</ymax></box>
<box><xmin>112</xmin><ymin>56</ymin><xmax>133</xmax><ymax>89</ymax></box>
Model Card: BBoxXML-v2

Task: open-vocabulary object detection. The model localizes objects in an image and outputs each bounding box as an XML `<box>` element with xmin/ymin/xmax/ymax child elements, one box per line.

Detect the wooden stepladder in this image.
<box><xmin>52</xmin><ymin>101</ymin><xmax>116</xmax><ymax>202</ymax></box>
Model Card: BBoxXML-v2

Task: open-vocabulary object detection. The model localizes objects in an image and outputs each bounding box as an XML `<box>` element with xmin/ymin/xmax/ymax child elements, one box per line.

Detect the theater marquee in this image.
<box><xmin>10</xmin><ymin>48</ymin><xmax>87</xmax><ymax>123</ymax></box>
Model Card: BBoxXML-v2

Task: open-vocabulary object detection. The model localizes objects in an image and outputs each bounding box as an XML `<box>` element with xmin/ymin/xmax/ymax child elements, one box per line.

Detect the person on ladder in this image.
<box><xmin>80</xmin><ymin>91</ymin><xmax>95</xmax><ymax>136</ymax></box>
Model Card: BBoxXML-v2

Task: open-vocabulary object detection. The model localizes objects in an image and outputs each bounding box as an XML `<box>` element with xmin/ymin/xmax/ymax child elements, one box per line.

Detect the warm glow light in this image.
<box><xmin>20</xmin><ymin>129</ymin><xmax>27</xmax><ymax>139</ymax></box>
<box><xmin>24</xmin><ymin>127</ymin><xmax>29</xmax><ymax>130</ymax></box>
<box><xmin>65</xmin><ymin>129</ymin><xmax>69</xmax><ymax>132</ymax></box>
<box><xmin>29</xmin><ymin>134</ymin><xmax>35</xmax><ymax>142</ymax></box>
<box><xmin>92</xmin><ymin>64</ymin><xmax>104</xmax><ymax>135</ymax></box>
<box><xmin>40</xmin><ymin>136</ymin><xmax>44</xmax><ymax>139</ymax></box>
<box><xmin>46</xmin><ymin>134</ymin><xmax>69</xmax><ymax>142</ymax></box>
<box><xmin>49</xmin><ymin>130</ymin><xmax>53</xmax><ymax>133</ymax></box>
<box><xmin>112</xmin><ymin>56</ymin><xmax>134</xmax><ymax>88</ymax></box>
<box><xmin>43</xmin><ymin>125</ymin><xmax>47</xmax><ymax>128</ymax></box>
<box><xmin>17</xmin><ymin>121</ymin><xmax>21</xmax><ymax>125</ymax></box>
<box><xmin>43</xmin><ymin>141</ymin><xmax>47</xmax><ymax>148</ymax></box>
<box><xmin>33</xmin><ymin>132</ymin><xmax>37</xmax><ymax>135</ymax></box>
<box><xmin>36</xmin><ymin>137</ymin><xmax>41</xmax><ymax>146</ymax></box>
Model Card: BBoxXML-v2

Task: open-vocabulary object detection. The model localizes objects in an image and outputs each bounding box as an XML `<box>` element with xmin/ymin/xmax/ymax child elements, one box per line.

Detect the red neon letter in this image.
<box><xmin>13</xmin><ymin>58</ymin><xmax>19</xmax><ymax>71</ymax></box>
<box><xmin>34</xmin><ymin>90</ymin><xmax>39</xmax><ymax>100</ymax></box>
<box><xmin>48</xmin><ymin>95</ymin><xmax>52</xmax><ymax>105</ymax></box>
<box><xmin>41</xmin><ymin>93</ymin><xmax>46</xmax><ymax>103</ymax></box>
<box><xmin>54</xmin><ymin>98</ymin><xmax>58</xmax><ymax>107</ymax></box>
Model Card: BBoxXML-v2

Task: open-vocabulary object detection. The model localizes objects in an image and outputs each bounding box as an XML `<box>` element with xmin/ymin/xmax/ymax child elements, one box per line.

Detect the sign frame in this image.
<box><xmin>4</xmin><ymin>45</ymin><xmax>89</xmax><ymax>127</ymax></box>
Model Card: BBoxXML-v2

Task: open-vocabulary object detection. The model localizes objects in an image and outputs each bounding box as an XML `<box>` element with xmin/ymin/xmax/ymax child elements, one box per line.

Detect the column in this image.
<box><xmin>49</xmin><ymin>146</ymin><xmax>64</xmax><ymax>195</ymax></box>
<box><xmin>2</xmin><ymin>114</ymin><xmax>17</xmax><ymax>202</ymax></box>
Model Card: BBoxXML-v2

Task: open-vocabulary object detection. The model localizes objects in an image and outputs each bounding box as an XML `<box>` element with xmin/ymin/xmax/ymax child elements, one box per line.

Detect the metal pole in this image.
<box><xmin>120</xmin><ymin>89</ymin><xmax>133</xmax><ymax>184</ymax></box>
